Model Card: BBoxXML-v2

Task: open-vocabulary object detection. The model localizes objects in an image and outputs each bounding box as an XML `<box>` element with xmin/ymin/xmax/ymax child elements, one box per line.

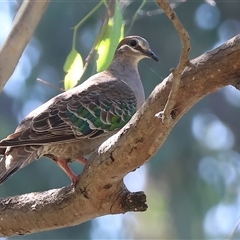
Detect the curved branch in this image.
<box><xmin>155</xmin><ymin>0</ymin><xmax>191</xmax><ymax>123</ymax></box>
<box><xmin>0</xmin><ymin>34</ymin><xmax>240</xmax><ymax>236</ymax></box>
<box><xmin>0</xmin><ymin>0</ymin><xmax>49</xmax><ymax>92</ymax></box>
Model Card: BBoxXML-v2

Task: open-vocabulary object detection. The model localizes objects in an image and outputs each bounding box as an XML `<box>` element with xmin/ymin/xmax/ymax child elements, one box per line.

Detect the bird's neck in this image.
<box><xmin>108</xmin><ymin>58</ymin><xmax>138</xmax><ymax>77</ymax></box>
<box><xmin>108</xmin><ymin>56</ymin><xmax>145</xmax><ymax>109</ymax></box>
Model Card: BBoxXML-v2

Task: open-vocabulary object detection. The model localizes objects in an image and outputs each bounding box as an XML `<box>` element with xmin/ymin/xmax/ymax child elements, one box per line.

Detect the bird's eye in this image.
<box><xmin>129</xmin><ymin>39</ymin><xmax>138</xmax><ymax>47</ymax></box>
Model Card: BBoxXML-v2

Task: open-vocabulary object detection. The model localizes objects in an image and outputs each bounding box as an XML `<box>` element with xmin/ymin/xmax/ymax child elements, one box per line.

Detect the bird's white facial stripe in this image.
<box><xmin>138</xmin><ymin>40</ymin><xmax>150</xmax><ymax>52</ymax></box>
<box><xmin>120</xmin><ymin>44</ymin><xmax>146</xmax><ymax>55</ymax></box>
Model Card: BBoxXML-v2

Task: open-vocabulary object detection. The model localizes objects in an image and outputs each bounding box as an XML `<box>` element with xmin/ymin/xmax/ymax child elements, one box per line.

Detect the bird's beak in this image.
<box><xmin>145</xmin><ymin>50</ymin><xmax>159</xmax><ymax>62</ymax></box>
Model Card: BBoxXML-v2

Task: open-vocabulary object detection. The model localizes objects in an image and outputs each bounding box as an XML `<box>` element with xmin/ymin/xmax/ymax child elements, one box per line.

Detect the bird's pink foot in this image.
<box><xmin>56</xmin><ymin>160</ymin><xmax>80</xmax><ymax>186</ymax></box>
<box><xmin>76</xmin><ymin>157</ymin><xmax>87</xmax><ymax>165</ymax></box>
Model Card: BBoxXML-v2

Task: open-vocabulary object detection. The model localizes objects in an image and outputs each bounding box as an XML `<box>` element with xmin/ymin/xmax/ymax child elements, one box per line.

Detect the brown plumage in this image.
<box><xmin>0</xmin><ymin>36</ymin><xmax>158</xmax><ymax>186</ymax></box>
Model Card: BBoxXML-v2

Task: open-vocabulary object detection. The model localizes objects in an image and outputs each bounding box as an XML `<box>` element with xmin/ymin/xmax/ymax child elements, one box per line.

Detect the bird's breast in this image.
<box><xmin>41</xmin><ymin>134</ymin><xmax>113</xmax><ymax>161</ymax></box>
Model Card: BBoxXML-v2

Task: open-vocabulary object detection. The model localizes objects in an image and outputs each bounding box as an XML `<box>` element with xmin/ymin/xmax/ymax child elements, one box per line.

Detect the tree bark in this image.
<box><xmin>0</xmin><ymin>34</ymin><xmax>240</xmax><ymax>236</ymax></box>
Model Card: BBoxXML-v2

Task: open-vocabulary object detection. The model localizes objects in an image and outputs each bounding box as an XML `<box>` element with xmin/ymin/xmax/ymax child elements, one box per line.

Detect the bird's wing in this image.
<box><xmin>0</xmin><ymin>77</ymin><xmax>137</xmax><ymax>147</ymax></box>
<box><xmin>0</xmin><ymin>148</ymin><xmax>5</xmax><ymax>155</ymax></box>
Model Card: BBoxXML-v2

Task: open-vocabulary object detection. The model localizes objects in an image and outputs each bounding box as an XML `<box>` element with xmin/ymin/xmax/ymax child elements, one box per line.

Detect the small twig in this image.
<box><xmin>155</xmin><ymin>0</ymin><xmax>190</xmax><ymax>124</ymax></box>
<box><xmin>77</xmin><ymin>20</ymin><xmax>104</xmax><ymax>84</ymax></box>
<box><xmin>80</xmin><ymin>48</ymin><xmax>98</xmax><ymax>82</ymax></box>
<box><xmin>127</xmin><ymin>0</ymin><xmax>147</xmax><ymax>34</ymax></box>
<box><xmin>37</xmin><ymin>78</ymin><xmax>64</xmax><ymax>92</ymax></box>
<box><xmin>78</xmin><ymin>0</ymin><xmax>116</xmax><ymax>83</ymax></box>
<box><xmin>72</xmin><ymin>1</ymin><xmax>103</xmax><ymax>50</ymax></box>
<box><xmin>125</xmin><ymin>1</ymin><xmax>184</xmax><ymax>27</ymax></box>
<box><xmin>228</xmin><ymin>216</ymin><xmax>240</xmax><ymax>240</ymax></box>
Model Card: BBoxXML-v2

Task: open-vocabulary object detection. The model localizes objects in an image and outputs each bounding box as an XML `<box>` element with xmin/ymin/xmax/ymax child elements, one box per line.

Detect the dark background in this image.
<box><xmin>0</xmin><ymin>0</ymin><xmax>240</xmax><ymax>239</ymax></box>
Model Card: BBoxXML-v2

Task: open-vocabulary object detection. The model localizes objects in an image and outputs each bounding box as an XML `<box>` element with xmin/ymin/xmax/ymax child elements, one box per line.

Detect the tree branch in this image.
<box><xmin>0</xmin><ymin>0</ymin><xmax>49</xmax><ymax>92</ymax></box>
<box><xmin>1</xmin><ymin>34</ymin><xmax>240</xmax><ymax>236</ymax></box>
<box><xmin>155</xmin><ymin>0</ymin><xmax>191</xmax><ymax>124</ymax></box>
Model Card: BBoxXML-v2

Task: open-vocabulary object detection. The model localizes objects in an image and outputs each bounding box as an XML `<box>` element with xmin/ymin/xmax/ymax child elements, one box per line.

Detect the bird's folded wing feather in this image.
<box><xmin>0</xmin><ymin>79</ymin><xmax>137</xmax><ymax>147</ymax></box>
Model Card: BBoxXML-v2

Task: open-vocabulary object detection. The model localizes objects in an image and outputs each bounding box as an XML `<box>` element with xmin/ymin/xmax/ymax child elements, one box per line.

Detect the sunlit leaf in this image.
<box><xmin>63</xmin><ymin>48</ymin><xmax>83</xmax><ymax>90</ymax></box>
<box><xmin>95</xmin><ymin>1</ymin><xmax>124</xmax><ymax>72</ymax></box>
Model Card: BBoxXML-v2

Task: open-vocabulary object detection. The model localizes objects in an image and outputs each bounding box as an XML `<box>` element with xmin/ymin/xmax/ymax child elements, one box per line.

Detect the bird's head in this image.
<box><xmin>115</xmin><ymin>36</ymin><xmax>159</xmax><ymax>63</ymax></box>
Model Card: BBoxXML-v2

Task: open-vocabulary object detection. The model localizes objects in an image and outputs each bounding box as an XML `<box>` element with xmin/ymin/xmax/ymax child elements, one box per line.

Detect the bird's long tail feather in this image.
<box><xmin>0</xmin><ymin>146</ymin><xmax>38</xmax><ymax>183</ymax></box>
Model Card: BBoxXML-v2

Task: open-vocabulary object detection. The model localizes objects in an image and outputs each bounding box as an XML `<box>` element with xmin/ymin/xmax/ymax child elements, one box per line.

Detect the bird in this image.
<box><xmin>0</xmin><ymin>36</ymin><xmax>159</xmax><ymax>186</ymax></box>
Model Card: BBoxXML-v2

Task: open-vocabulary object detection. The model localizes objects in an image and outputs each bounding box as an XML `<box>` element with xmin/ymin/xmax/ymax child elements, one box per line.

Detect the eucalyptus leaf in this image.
<box><xmin>95</xmin><ymin>1</ymin><xmax>124</xmax><ymax>72</ymax></box>
<box><xmin>63</xmin><ymin>48</ymin><xmax>83</xmax><ymax>90</ymax></box>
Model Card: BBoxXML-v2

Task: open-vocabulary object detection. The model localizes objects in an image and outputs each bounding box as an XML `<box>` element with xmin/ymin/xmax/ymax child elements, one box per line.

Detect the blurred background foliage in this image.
<box><xmin>0</xmin><ymin>0</ymin><xmax>240</xmax><ymax>239</ymax></box>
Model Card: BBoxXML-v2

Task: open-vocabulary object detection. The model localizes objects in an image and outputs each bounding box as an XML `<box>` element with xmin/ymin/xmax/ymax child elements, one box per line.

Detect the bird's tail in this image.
<box><xmin>0</xmin><ymin>146</ymin><xmax>38</xmax><ymax>183</ymax></box>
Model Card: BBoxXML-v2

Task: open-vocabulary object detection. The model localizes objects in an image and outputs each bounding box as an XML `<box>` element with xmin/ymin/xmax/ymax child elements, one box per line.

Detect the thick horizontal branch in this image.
<box><xmin>0</xmin><ymin>0</ymin><xmax>49</xmax><ymax>92</ymax></box>
<box><xmin>0</xmin><ymin>34</ymin><xmax>240</xmax><ymax>236</ymax></box>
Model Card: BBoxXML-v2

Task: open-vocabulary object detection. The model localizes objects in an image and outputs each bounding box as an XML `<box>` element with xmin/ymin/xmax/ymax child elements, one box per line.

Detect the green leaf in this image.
<box><xmin>63</xmin><ymin>48</ymin><xmax>83</xmax><ymax>90</ymax></box>
<box><xmin>95</xmin><ymin>1</ymin><xmax>124</xmax><ymax>72</ymax></box>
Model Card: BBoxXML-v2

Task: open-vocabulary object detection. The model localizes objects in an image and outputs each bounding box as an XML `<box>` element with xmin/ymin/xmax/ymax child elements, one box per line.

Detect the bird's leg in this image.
<box><xmin>75</xmin><ymin>157</ymin><xmax>87</xmax><ymax>165</ymax></box>
<box><xmin>56</xmin><ymin>160</ymin><xmax>79</xmax><ymax>186</ymax></box>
